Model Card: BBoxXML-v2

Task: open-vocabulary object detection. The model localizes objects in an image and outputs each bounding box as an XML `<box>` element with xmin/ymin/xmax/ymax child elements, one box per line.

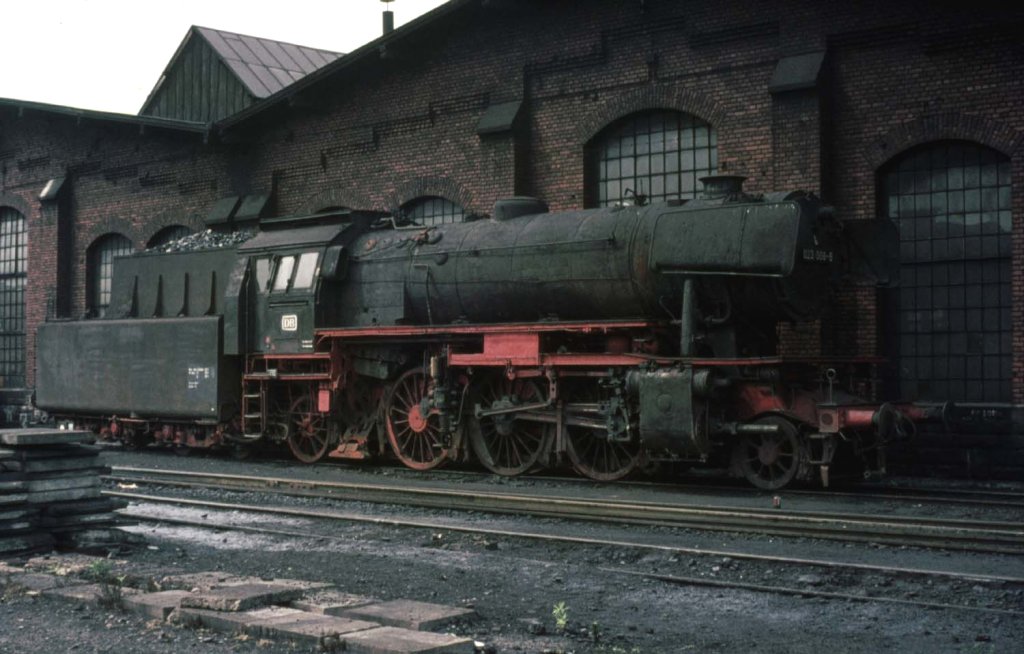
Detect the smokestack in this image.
<box><xmin>382</xmin><ymin>0</ymin><xmax>395</xmax><ymax>35</ymax></box>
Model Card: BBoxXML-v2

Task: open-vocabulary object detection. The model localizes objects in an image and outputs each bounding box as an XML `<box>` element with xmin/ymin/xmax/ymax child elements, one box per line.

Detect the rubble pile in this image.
<box><xmin>151</xmin><ymin>228</ymin><xmax>254</xmax><ymax>253</ymax></box>
<box><xmin>0</xmin><ymin>429</ymin><xmax>134</xmax><ymax>556</ymax></box>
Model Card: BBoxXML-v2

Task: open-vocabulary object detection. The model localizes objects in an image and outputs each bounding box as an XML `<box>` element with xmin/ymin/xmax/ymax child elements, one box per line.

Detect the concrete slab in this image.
<box><xmin>0</xmin><ymin>444</ymin><xmax>99</xmax><ymax>459</ymax></box>
<box><xmin>0</xmin><ymin>459</ymin><xmax>23</xmax><ymax>472</ymax></box>
<box><xmin>25</xmin><ymin>552</ymin><xmax>127</xmax><ymax>576</ymax></box>
<box><xmin>42</xmin><ymin>496</ymin><xmax>128</xmax><ymax>516</ymax></box>
<box><xmin>0</xmin><ymin>493</ymin><xmax>28</xmax><ymax>505</ymax></box>
<box><xmin>0</xmin><ymin>480</ymin><xmax>27</xmax><ymax>493</ymax></box>
<box><xmin>159</xmin><ymin>571</ymin><xmax>332</xmax><ymax>593</ymax></box>
<box><xmin>343</xmin><ymin>599</ymin><xmax>478</xmax><ymax>631</ymax></box>
<box><xmin>22</xmin><ymin>456</ymin><xmax>102</xmax><ymax>474</ymax></box>
<box><xmin>25</xmin><ymin>486</ymin><xmax>102</xmax><ymax>503</ymax></box>
<box><xmin>26</xmin><ymin>476</ymin><xmax>100</xmax><ymax>493</ymax></box>
<box><xmin>0</xmin><ymin>533</ymin><xmax>53</xmax><ymax>554</ymax></box>
<box><xmin>41</xmin><ymin>513</ymin><xmax>119</xmax><ymax>530</ymax></box>
<box><xmin>342</xmin><ymin>626</ymin><xmax>475</xmax><ymax>654</ymax></box>
<box><xmin>174</xmin><ymin>606</ymin><xmax>304</xmax><ymax>632</ymax></box>
<box><xmin>179</xmin><ymin>582</ymin><xmax>307</xmax><ymax>611</ymax></box>
<box><xmin>0</xmin><ymin>507</ymin><xmax>35</xmax><ymax>521</ymax></box>
<box><xmin>0</xmin><ymin>429</ymin><xmax>93</xmax><ymax>446</ymax></box>
<box><xmin>0</xmin><ymin>519</ymin><xmax>34</xmax><ymax>533</ymax></box>
<box><xmin>0</xmin><ymin>571</ymin><xmax>64</xmax><ymax>592</ymax></box>
<box><xmin>292</xmin><ymin>590</ymin><xmax>378</xmax><ymax>615</ymax></box>
<box><xmin>257</xmin><ymin>614</ymin><xmax>378</xmax><ymax>644</ymax></box>
<box><xmin>125</xmin><ymin>590</ymin><xmax>193</xmax><ymax>621</ymax></box>
<box><xmin>43</xmin><ymin>582</ymin><xmax>140</xmax><ymax>605</ymax></box>
<box><xmin>158</xmin><ymin>571</ymin><xmax>257</xmax><ymax>591</ymax></box>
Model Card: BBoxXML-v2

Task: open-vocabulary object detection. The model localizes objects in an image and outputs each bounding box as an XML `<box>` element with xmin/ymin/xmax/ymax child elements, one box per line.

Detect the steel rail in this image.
<box><xmin>106</xmin><ymin>467</ymin><xmax>1024</xmax><ymax>554</ymax></box>
<box><xmin>113</xmin><ymin>493</ymin><xmax>1024</xmax><ymax>617</ymax></box>
<box><xmin>391</xmin><ymin>466</ymin><xmax>1024</xmax><ymax>509</ymax></box>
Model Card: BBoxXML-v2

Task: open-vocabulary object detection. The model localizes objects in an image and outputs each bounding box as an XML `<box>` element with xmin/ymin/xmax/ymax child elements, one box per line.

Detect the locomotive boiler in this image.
<box><xmin>36</xmin><ymin>176</ymin><xmax>912</xmax><ymax>489</ymax></box>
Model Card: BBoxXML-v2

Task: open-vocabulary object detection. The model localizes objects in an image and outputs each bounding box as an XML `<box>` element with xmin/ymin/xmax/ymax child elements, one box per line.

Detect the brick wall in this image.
<box><xmin>0</xmin><ymin>111</ymin><xmax>230</xmax><ymax>396</ymax></box>
<box><xmin>0</xmin><ymin>0</ymin><xmax>1021</xmax><ymax>412</ymax></box>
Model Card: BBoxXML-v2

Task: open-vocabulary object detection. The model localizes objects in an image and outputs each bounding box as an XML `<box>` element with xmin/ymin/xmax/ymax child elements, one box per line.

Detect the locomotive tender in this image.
<box><xmin>36</xmin><ymin>176</ymin><xmax>911</xmax><ymax>489</ymax></box>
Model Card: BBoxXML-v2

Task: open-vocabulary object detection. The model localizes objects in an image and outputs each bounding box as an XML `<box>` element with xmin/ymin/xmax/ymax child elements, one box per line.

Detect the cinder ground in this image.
<box><xmin>2</xmin><ymin>449</ymin><xmax>1022</xmax><ymax>654</ymax></box>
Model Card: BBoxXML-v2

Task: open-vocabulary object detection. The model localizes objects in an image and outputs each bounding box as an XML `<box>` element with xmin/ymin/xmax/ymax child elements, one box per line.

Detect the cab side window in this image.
<box><xmin>292</xmin><ymin>252</ymin><xmax>319</xmax><ymax>289</ymax></box>
<box><xmin>272</xmin><ymin>256</ymin><xmax>295</xmax><ymax>292</ymax></box>
<box><xmin>255</xmin><ymin>257</ymin><xmax>273</xmax><ymax>292</ymax></box>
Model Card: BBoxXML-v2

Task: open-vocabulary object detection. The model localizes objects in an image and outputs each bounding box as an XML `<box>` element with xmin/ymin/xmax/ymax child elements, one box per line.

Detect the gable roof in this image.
<box><xmin>194</xmin><ymin>26</ymin><xmax>343</xmax><ymax>99</ymax></box>
<box><xmin>140</xmin><ymin>26</ymin><xmax>343</xmax><ymax>119</ymax></box>
<box><xmin>215</xmin><ymin>0</ymin><xmax>475</xmax><ymax>132</ymax></box>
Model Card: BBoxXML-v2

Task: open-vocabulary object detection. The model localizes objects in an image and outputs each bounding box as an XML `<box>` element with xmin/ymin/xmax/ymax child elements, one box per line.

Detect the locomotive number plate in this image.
<box><xmin>802</xmin><ymin>248</ymin><xmax>834</xmax><ymax>263</ymax></box>
<box><xmin>281</xmin><ymin>314</ymin><xmax>298</xmax><ymax>332</ymax></box>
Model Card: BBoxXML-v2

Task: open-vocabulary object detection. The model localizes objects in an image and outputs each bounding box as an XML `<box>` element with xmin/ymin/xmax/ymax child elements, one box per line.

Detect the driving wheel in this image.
<box><xmin>564</xmin><ymin>382</ymin><xmax>641</xmax><ymax>482</ymax></box>
<box><xmin>384</xmin><ymin>367</ymin><xmax>449</xmax><ymax>470</ymax></box>
<box><xmin>468</xmin><ymin>375</ymin><xmax>552</xmax><ymax>476</ymax></box>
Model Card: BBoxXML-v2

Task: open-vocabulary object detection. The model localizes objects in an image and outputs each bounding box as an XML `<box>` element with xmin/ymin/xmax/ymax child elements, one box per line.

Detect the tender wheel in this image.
<box><xmin>287</xmin><ymin>390</ymin><xmax>331</xmax><ymax>463</ymax></box>
<box><xmin>384</xmin><ymin>368</ymin><xmax>449</xmax><ymax>470</ymax></box>
<box><xmin>123</xmin><ymin>428</ymin><xmax>150</xmax><ymax>451</ymax></box>
<box><xmin>468</xmin><ymin>375</ymin><xmax>552</xmax><ymax>476</ymax></box>
<box><xmin>564</xmin><ymin>383</ymin><xmax>641</xmax><ymax>482</ymax></box>
<box><xmin>733</xmin><ymin>416</ymin><xmax>803</xmax><ymax>490</ymax></box>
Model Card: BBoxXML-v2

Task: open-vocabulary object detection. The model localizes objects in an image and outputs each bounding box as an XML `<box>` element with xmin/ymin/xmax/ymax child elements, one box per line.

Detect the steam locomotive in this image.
<box><xmin>36</xmin><ymin>176</ymin><xmax>918</xmax><ymax>489</ymax></box>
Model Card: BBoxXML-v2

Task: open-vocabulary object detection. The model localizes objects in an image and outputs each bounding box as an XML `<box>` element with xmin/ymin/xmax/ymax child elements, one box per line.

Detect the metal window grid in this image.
<box><xmin>882</xmin><ymin>142</ymin><xmax>1013</xmax><ymax>402</ymax></box>
<box><xmin>89</xmin><ymin>234</ymin><xmax>134</xmax><ymax>316</ymax></box>
<box><xmin>596</xmin><ymin>110</ymin><xmax>717</xmax><ymax>207</ymax></box>
<box><xmin>403</xmin><ymin>196</ymin><xmax>465</xmax><ymax>226</ymax></box>
<box><xmin>0</xmin><ymin>207</ymin><xmax>25</xmax><ymax>387</ymax></box>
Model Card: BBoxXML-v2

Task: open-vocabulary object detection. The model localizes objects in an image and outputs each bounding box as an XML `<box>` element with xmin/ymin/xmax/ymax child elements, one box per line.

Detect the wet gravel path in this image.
<box><xmin>1</xmin><ymin>447</ymin><xmax>1022</xmax><ymax>653</ymax></box>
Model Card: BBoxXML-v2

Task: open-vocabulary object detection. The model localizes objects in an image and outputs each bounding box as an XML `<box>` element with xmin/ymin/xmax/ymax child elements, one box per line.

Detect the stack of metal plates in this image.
<box><xmin>0</xmin><ymin>429</ymin><xmax>129</xmax><ymax>556</ymax></box>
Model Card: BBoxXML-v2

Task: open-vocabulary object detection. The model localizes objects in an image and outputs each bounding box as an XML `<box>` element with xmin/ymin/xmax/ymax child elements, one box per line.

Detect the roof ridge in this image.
<box><xmin>192</xmin><ymin>25</ymin><xmax>343</xmax><ymax>57</ymax></box>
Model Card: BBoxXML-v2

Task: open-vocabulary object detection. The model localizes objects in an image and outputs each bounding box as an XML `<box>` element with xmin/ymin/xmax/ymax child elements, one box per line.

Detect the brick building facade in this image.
<box><xmin>0</xmin><ymin>1</ymin><xmax>1020</xmax><ymax>434</ymax></box>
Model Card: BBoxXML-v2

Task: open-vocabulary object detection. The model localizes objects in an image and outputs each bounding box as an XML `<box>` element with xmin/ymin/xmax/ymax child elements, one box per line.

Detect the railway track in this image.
<box><xmin>360</xmin><ymin>463</ymin><xmax>1024</xmax><ymax>510</ymax></box>
<box><xmin>114</xmin><ymin>492</ymin><xmax>1024</xmax><ymax>618</ymax></box>
<box><xmin>105</xmin><ymin>466</ymin><xmax>1024</xmax><ymax>555</ymax></box>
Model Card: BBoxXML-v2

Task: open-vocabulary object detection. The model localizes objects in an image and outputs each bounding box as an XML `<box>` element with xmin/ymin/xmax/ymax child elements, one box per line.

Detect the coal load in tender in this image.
<box><xmin>0</xmin><ymin>429</ymin><xmax>137</xmax><ymax>556</ymax></box>
<box><xmin>152</xmin><ymin>228</ymin><xmax>254</xmax><ymax>253</ymax></box>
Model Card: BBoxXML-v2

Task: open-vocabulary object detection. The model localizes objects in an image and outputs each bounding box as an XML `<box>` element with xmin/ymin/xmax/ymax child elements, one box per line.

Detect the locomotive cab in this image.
<box><xmin>239</xmin><ymin>217</ymin><xmax>370</xmax><ymax>354</ymax></box>
<box><xmin>250</xmin><ymin>250</ymin><xmax>320</xmax><ymax>353</ymax></box>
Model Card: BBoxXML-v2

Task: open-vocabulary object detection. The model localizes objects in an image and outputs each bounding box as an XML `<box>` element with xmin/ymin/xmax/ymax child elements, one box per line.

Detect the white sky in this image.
<box><xmin>0</xmin><ymin>0</ymin><xmax>450</xmax><ymax>115</ymax></box>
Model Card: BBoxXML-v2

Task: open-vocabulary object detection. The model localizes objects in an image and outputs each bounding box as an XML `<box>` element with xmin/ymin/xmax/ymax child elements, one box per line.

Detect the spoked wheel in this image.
<box><xmin>468</xmin><ymin>375</ymin><xmax>552</xmax><ymax>476</ymax></box>
<box><xmin>564</xmin><ymin>383</ymin><xmax>641</xmax><ymax>482</ymax></box>
<box><xmin>384</xmin><ymin>367</ymin><xmax>449</xmax><ymax>470</ymax></box>
<box><xmin>733</xmin><ymin>416</ymin><xmax>803</xmax><ymax>490</ymax></box>
<box><xmin>287</xmin><ymin>389</ymin><xmax>331</xmax><ymax>463</ymax></box>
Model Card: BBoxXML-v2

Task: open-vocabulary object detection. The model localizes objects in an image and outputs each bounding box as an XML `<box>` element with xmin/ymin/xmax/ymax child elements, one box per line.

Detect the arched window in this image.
<box><xmin>147</xmin><ymin>225</ymin><xmax>192</xmax><ymax>249</ymax></box>
<box><xmin>880</xmin><ymin>141</ymin><xmax>1012</xmax><ymax>402</ymax></box>
<box><xmin>401</xmin><ymin>196</ymin><xmax>465</xmax><ymax>226</ymax></box>
<box><xmin>0</xmin><ymin>207</ymin><xmax>26</xmax><ymax>388</ymax></box>
<box><xmin>587</xmin><ymin>110</ymin><xmax>717</xmax><ymax>207</ymax></box>
<box><xmin>87</xmin><ymin>234</ymin><xmax>133</xmax><ymax>317</ymax></box>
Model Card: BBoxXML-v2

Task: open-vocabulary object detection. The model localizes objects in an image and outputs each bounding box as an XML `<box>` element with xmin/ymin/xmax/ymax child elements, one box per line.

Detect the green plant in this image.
<box><xmin>552</xmin><ymin>601</ymin><xmax>569</xmax><ymax>632</ymax></box>
<box><xmin>96</xmin><ymin>580</ymin><xmax>124</xmax><ymax>610</ymax></box>
<box><xmin>86</xmin><ymin>560</ymin><xmax>113</xmax><ymax>581</ymax></box>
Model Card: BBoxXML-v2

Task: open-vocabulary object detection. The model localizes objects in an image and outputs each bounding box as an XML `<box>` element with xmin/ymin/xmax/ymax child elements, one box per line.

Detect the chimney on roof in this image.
<box><xmin>382</xmin><ymin>0</ymin><xmax>395</xmax><ymax>35</ymax></box>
